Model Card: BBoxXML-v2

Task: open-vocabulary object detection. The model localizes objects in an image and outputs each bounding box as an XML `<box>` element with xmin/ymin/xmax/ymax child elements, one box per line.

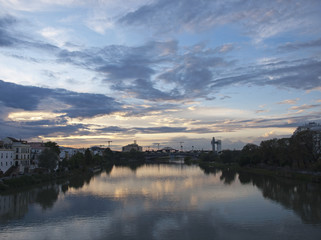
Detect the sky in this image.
<box><xmin>0</xmin><ymin>0</ymin><xmax>320</xmax><ymax>151</ymax></box>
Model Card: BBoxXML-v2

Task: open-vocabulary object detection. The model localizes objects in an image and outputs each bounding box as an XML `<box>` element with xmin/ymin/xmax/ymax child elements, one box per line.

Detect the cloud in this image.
<box><xmin>277</xmin><ymin>98</ymin><xmax>300</xmax><ymax>105</ymax></box>
<box><xmin>290</xmin><ymin>104</ymin><xmax>321</xmax><ymax>111</ymax></box>
<box><xmin>119</xmin><ymin>0</ymin><xmax>321</xmax><ymax>41</ymax></box>
<box><xmin>0</xmin><ymin>15</ymin><xmax>59</xmax><ymax>51</ymax></box>
<box><xmin>210</xmin><ymin>59</ymin><xmax>321</xmax><ymax>91</ymax></box>
<box><xmin>278</xmin><ymin>38</ymin><xmax>321</xmax><ymax>51</ymax></box>
<box><xmin>0</xmin><ymin>15</ymin><xmax>18</xmax><ymax>46</ymax></box>
<box><xmin>0</xmin><ymin>0</ymin><xmax>86</xmax><ymax>12</ymax></box>
<box><xmin>0</xmin><ymin>117</ymin><xmax>89</xmax><ymax>140</ymax></box>
<box><xmin>58</xmin><ymin>40</ymin><xmax>234</xmax><ymax>101</ymax></box>
<box><xmin>191</xmin><ymin>112</ymin><xmax>321</xmax><ymax>133</ymax></box>
<box><xmin>0</xmin><ymin>80</ymin><xmax>121</xmax><ymax>118</ymax></box>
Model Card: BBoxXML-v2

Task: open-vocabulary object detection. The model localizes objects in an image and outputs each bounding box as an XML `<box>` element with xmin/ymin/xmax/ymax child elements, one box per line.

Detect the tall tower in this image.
<box><xmin>211</xmin><ymin>137</ymin><xmax>216</xmax><ymax>152</ymax></box>
<box><xmin>217</xmin><ymin>140</ymin><xmax>222</xmax><ymax>152</ymax></box>
<box><xmin>211</xmin><ymin>137</ymin><xmax>222</xmax><ymax>154</ymax></box>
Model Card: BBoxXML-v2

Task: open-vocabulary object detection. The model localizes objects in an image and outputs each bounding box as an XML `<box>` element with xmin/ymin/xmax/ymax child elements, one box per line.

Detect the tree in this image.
<box><xmin>290</xmin><ymin>130</ymin><xmax>315</xmax><ymax>169</ymax></box>
<box><xmin>259</xmin><ymin>139</ymin><xmax>278</xmax><ymax>165</ymax></box>
<box><xmin>44</xmin><ymin>141</ymin><xmax>60</xmax><ymax>155</ymax></box>
<box><xmin>38</xmin><ymin>149</ymin><xmax>58</xmax><ymax>172</ymax></box>
<box><xmin>68</xmin><ymin>152</ymin><xmax>85</xmax><ymax>169</ymax></box>
<box><xmin>219</xmin><ymin>150</ymin><xmax>241</xmax><ymax>164</ymax></box>
<box><xmin>103</xmin><ymin>148</ymin><xmax>114</xmax><ymax>163</ymax></box>
<box><xmin>239</xmin><ymin>143</ymin><xmax>260</xmax><ymax>166</ymax></box>
<box><xmin>84</xmin><ymin>149</ymin><xmax>93</xmax><ymax>165</ymax></box>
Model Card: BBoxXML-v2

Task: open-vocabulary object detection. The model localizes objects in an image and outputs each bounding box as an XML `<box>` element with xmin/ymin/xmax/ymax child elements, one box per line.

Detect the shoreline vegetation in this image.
<box><xmin>1</xmin><ymin>155</ymin><xmax>320</xmax><ymax>193</ymax></box>
<box><xmin>1</xmin><ymin>128</ymin><xmax>321</xmax><ymax>192</ymax></box>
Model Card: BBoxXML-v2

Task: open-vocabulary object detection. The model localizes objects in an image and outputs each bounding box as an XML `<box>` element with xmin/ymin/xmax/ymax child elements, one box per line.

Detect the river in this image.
<box><xmin>0</xmin><ymin>163</ymin><xmax>321</xmax><ymax>240</ymax></box>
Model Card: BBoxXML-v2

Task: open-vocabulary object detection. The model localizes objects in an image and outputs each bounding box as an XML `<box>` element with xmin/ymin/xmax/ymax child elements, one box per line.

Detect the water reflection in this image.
<box><xmin>0</xmin><ymin>164</ymin><xmax>320</xmax><ymax>240</ymax></box>
<box><xmin>240</xmin><ymin>171</ymin><xmax>321</xmax><ymax>224</ymax></box>
<box><xmin>0</xmin><ymin>184</ymin><xmax>60</xmax><ymax>223</ymax></box>
<box><xmin>200</xmin><ymin>164</ymin><xmax>321</xmax><ymax>224</ymax></box>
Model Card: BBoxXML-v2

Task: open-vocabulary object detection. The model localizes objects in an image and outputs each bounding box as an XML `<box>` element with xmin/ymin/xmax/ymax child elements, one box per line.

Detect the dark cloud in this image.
<box><xmin>0</xmin><ymin>118</ymin><xmax>89</xmax><ymax>140</ymax></box>
<box><xmin>278</xmin><ymin>38</ymin><xmax>321</xmax><ymax>51</ymax></box>
<box><xmin>119</xmin><ymin>0</ymin><xmax>321</xmax><ymax>40</ymax></box>
<box><xmin>58</xmin><ymin>40</ymin><xmax>320</xmax><ymax>102</ymax></box>
<box><xmin>0</xmin><ymin>15</ymin><xmax>58</xmax><ymax>51</ymax></box>
<box><xmin>0</xmin><ymin>80</ymin><xmax>121</xmax><ymax>118</ymax></box>
<box><xmin>210</xmin><ymin>59</ymin><xmax>321</xmax><ymax>91</ymax></box>
<box><xmin>96</xmin><ymin>126</ymin><xmax>219</xmax><ymax>135</ymax></box>
<box><xmin>158</xmin><ymin>51</ymin><xmax>229</xmax><ymax>98</ymax></box>
<box><xmin>0</xmin><ymin>15</ymin><xmax>18</xmax><ymax>46</ymax></box>
<box><xmin>0</xmin><ymin>80</ymin><xmax>51</xmax><ymax>110</ymax></box>
<box><xmin>134</xmin><ymin>126</ymin><xmax>187</xmax><ymax>134</ymax></box>
<box><xmin>112</xmin><ymin>78</ymin><xmax>181</xmax><ymax>101</ymax></box>
<box><xmin>119</xmin><ymin>0</ymin><xmax>233</xmax><ymax>34</ymax></box>
<box><xmin>290</xmin><ymin>104</ymin><xmax>321</xmax><ymax>111</ymax></box>
<box><xmin>191</xmin><ymin>113</ymin><xmax>321</xmax><ymax>133</ymax></box>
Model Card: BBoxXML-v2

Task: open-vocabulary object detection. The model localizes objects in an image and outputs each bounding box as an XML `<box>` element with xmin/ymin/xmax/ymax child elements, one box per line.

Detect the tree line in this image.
<box><xmin>38</xmin><ymin>145</ymin><xmax>145</xmax><ymax>172</ymax></box>
<box><xmin>199</xmin><ymin>130</ymin><xmax>321</xmax><ymax>171</ymax></box>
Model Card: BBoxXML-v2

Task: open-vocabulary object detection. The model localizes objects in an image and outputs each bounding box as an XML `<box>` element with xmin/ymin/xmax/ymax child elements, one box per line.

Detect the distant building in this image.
<box><xmin>160</xmin><ymin>147</ymin><xmax>177</xmax><ymax>153</ymax></box>
<box><xmin>90</xmin><ymin>146</ymin><xmax>104</xmax><ymax>156</ymax></box>
<box><xmin>211</xmin><ymin>137</ymin><xmax>222</xmax><ymax>154</ymax></box>
<box><xmin>122</xmin><ymin>141</ymin><xmax>142</xmax><ymax>152</ymax></box>
<box><xmin>29</xmin><ymin>142</ymin><xmax>49</xmax><ymax>166</ymax></box>
<box><xmin>59</xmin><ymin>147</ymin><xmax>85</xmax><ymax>160</ymax></box>
<box><xmin>294</xmin><ymin>122</ymin><xmax>321</xmax><ymax>134</ymax></box>
<box><xmin>2</xmin><ymin>137</ymin><xmax>31</xmax><ymax>173</ymax></box>
<box><xmin>0</xmin><ymin>149</ymin><xmax>14</xmax><ymax>174</ymax></box>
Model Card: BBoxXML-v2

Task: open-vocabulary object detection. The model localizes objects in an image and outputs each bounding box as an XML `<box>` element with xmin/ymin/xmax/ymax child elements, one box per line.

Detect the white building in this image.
<box><xmin>90</xmin><ymin>146</ymin><xmax>104</xmax><ymax>156</ymax></box>
<box><xmin>122</xmin><ymin>141</ymin><xmax>142</xmax><ymax>152</ymax></box>
<box><xmin>2</xmin><ymin>137</ymin><xmax>31</xmax><ymax>173</ymax></box>
<box><xmin>0</xmin><ymin>149</ymin><xmax>14</xmax><ymax>174</ymax></box>
<box><xmin>294</xmin><ymin>122</ymin><xmax>321</xmax><ymax>134</ymax></box>
<box><xmin>59</xmin><ymin>147</ymin><xmax>85</xmax><ymax>160</ymax></box>
<box><xmin>29</xmin><ymin>142</ymin><xmax>49</xmax><ymax>168</ymax></box>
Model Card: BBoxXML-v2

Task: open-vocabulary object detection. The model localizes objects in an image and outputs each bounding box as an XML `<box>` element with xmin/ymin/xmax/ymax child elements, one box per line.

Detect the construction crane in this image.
<box><xmin>179</xmin><ymin>142</ymin><xmax>184</xmax><ymax>152</ymax></box>
<box><xmin>107</xmin><ymin>141</ymin><xmax>113</xmax><ymax>148</ymax></box>
<box><xmin>153</xmin><ymin>143</ymin><xmax>160</xmax><ymax>150</ymax></box>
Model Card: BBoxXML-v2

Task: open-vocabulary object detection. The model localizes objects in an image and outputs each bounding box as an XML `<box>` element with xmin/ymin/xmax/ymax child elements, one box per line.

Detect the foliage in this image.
<box><xmin>199</xmin><ymin>152</ymin><xmax>218</xmax><ymax>162</ymax></box>
<box><xmin>103</xmin><ymin>148</ymin><xmax>114</xmax><ymax>162</ymax></box>
<box><xmin>84</xmin><ymin>148</ymin><xmax>93</xmax><ymax>165</ymax></box>
<box><xmin>290</xmin><ymin>130</ymin><xmax>317</xmax><ymax>169</ymax></box>
<box><xmin>44</xmin><ymin>141</ymin><xmax>60</xmax><ymax>155</ymax></box>
<box><xmin>233</xmin><ymin>129</ymin><xmax>320</xmax><ymax>171</ymax></box>
<box><xmin>68</xmin><ymin>152</ymin><xmax>85</xmax><ymax>169</ymax></box>
<box><xmin>219</xmin><ymin>150</ymin><xmax>241</xmax><ymax>164</ymax></box>
<box><xmin>38</xmin><ymin>149</ymin><xmax>58</xmax><ymax>172</ymax></box>
<box><xmin>239</xmin><ymin>144</ymin><xmax>260</xmax><ymax>166</ymax></box>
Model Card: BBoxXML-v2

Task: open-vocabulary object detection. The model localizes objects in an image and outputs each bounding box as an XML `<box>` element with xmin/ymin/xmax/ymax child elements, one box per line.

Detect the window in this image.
<box><xmin>16</xmin><ymin>148</ymin><xmax>19</xmax><ymax>153</ymax></box>
<box><xmin>16</xmin><ymin>155</ymin><xmax>18</xmax><ymax>159</ymax></box>
<box><xmin>6</xmin><ymin>162</ymin><xmax>7</xmax><ymax>166</ymax></box>
<box><xmin>6</xmin><ymin>153</ymin><xmax>8</xmax><ymax>158</ymax></box>
<box><xmin>1</xmin><ymin>153</ymin><xmax>3</xmax><ymax>158</ymax></box>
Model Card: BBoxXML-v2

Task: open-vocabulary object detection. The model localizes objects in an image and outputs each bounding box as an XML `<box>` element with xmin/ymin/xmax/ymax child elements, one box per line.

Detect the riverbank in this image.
<box><xmin>198</xmin><ymin>161</ymin><xmax>321</xmax><ymax>183</ymax></box>
<box><xmin>1</xmin><ymin>160</ymin><xmax>320</xmax><ymax>192</ymax></box>
<box><xmin>0</xmin><ymin>167</ymin><xmax>100</xmax><ymax>192</ymax></box>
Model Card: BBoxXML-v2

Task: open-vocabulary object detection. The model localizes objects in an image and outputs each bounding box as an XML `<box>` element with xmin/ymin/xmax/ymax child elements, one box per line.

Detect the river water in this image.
<box><xmin>0</xmin><ymin>164</ymin><xmax>320</xmax><ymax>240</ymax></box>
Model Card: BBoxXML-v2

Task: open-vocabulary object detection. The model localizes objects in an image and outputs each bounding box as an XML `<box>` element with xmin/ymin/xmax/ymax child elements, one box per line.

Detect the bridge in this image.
<box><xmin>144</xmin><ymin>151</ymin><xmax>205</xmax><ymax>162</ymax></box>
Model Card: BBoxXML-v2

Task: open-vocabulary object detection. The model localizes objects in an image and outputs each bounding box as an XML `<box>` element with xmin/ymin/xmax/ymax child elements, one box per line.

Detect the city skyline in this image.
<box><xmin>0</xmin><ymin>0</ymin><xmax>321</xmax><ymax>150</ymax></box>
